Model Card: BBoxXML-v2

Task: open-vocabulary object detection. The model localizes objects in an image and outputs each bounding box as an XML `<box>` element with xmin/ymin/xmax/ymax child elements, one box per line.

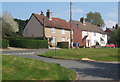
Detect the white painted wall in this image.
<box><xmin>82</xmin><ymin>31</ymin><xmax>107</xmax><ymax>47</ymax></box>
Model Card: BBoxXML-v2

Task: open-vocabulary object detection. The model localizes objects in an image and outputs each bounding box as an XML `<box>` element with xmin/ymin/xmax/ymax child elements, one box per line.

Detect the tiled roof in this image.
<box><xmin>33</xmin><ymin>13</ymin><xmax>70</xmax><ymax>30</ymax></box>
<box><xmin>71</xmin><ymin>20</ymin><xmax>106</xmax><ymax>34</ymax></box>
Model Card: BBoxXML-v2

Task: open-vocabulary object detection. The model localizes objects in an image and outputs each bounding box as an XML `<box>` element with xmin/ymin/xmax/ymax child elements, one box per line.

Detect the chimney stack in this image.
<box><xmin>80</xmin><ymin>17</ymin><xmax>85</xmax><ymax>25</ymax></box>
<box><xmin>46</xmin><ymin>9</ymin><xmax>52</xmax><ymax>20</ymax></box>
<box><xmin>40</xmin><ymin>11</ymin><xmax>44</xmax><ymax>15</ymax></box>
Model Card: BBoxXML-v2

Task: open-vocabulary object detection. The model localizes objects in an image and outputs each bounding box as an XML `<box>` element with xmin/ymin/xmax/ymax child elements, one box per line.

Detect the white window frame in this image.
<box><xmin>102</xmin><ymin>34</ymin><xmax>105</xmax><ymax>38</ymax></box>
<box><xmin>94</xmin><ymin>32</ymin><xmax>96</xmax><ymax>36</ymax></box>
<box><xmin>62</xmin><ymin>29</ymin><xmax>65</xmax><ymax>34</ymax></box>
<box><xmin>52</xmin><ymin>28</ymin><xmax>55</xmax><ymax>33</ymax></box>
<box><xmin>61</xmin><ymin>38</ymin><xmax>65</xmax><ymax>41</ymax></box>
<box><xmin>51</xmin><ymin>37</ymin><xmax>56</xmax><ymax>43</ymax></box>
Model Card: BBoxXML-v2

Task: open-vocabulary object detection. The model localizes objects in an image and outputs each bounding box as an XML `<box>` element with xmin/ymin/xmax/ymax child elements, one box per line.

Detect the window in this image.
<box><xmin>102</xmin><ymin>34</ymin><xmax>105</xmax><ymax>38</ymax></box>
<box><xmin>62</xmin><ymin>29</ymin><xmax>65</xmax><ymax>34</ymax></box>
<box><xmin>101</xmin><ymin>41</ymin><xmax>105</xmax><ymax>44</ymax></box>
<box><xmin>94</xmin><ymin>40</ymin><xmax>97</xmax><ymax>43</ymax></box>
<box><xmin>52</xmin><ymin>28</ymin><xmax>55</xmax><ymax>33</ymax></box>
<box><xmin>94</xmin><ymin>32</ymin><xmax>96</xmax><ymax>36</ymax></box>
<box><xmin>51</xmin><ymin>37</ymin><xmax>56</xmax><ymax>43</ymax></box>
<box><xmin>61</xmin><ymin>38</ymin><xmax>65</xmax><ymax>41</ymax></box>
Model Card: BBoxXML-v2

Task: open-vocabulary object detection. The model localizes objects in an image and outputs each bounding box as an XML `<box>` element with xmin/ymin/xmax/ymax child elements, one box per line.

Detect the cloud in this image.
<box><xmin>105</xmin><ymin>20</ymin><xmax>117</xmax><ymax>28</ymax></box>
<box><xmin>72</xmin><ymin>9</ymin><xmax>84</xmax><ymax>13</ymax></box>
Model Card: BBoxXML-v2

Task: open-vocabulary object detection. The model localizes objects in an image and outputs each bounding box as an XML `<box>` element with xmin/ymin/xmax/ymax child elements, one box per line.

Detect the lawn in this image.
<box><xmin>39</xmin><ymin>48</ymin><xmax>119</xmax><ymax>61</ymax></box>
<box><xmin>2</xmin><ymin>55</ymin><xmax>76</xmax><ymax>80</ymax></box>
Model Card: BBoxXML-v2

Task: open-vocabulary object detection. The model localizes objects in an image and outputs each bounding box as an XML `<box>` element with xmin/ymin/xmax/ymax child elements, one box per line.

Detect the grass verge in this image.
<box><xmin>39</xmin><ymin>48</ymin><xmax>119</xmax><ymax>61</ymax></box>
<box><xmin>2</xmin><ymin>55</ymin><xmax>76</xmax><ymax>80</ymax></box>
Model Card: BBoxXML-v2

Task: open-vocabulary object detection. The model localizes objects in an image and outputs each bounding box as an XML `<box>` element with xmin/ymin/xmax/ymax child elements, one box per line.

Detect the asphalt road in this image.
<box><xmin>2</xmin><ymin>49</ymin><xmax>120</xmax><ymax>80</ymax></box>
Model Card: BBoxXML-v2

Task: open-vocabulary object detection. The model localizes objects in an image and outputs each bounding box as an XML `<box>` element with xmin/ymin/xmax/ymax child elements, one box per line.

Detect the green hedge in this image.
<box><xmin>0</xmin><ymin>39</ymin><xmax>9</xmax><ymax>48</ymax></box>
<box><xmin>9</xmin><ymin>39</ymin><xmax>48</xmax><ymax>49</ymax></box>
<box><xmin>57</xmin><ymin>42</ymin><xmax>69</xmax><ymax>49</ymax></box>
<box><xmin>6</xmin><ymin>36</ymin><xmax>47</xmax><ymax>40</ymax></box>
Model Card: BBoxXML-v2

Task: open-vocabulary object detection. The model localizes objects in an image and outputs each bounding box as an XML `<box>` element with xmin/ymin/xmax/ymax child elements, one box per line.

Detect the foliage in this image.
<box><xmin>2</xmin><ymin>11</ymin><xmax>19</xmax><ymax>37</ymax></box>
<box><xmin>86</xmin><ymin>12</ymin><xmax>105</xmax><ymax>27</ymax></box>
<box><xmin>9</xmin><ymin>39</ymin><xmax>48</xmax><ymax>49</ymax></box>
<box><xmin>40</xmin><ymin>48</ymin><xmax>119</xmax><ymax>61</ymax></box>
<box><xmin>109</xmin><ymin>29</ymin><xmax>120</xmax><ymax>47</ymax></box>
<box><xmin>57</xmin><ymin>42</ymin><xmax>69</xmax><ymax>49</ymax></box>
<box><xmin>14</xmin><ymin>18</ymin><xmax>28</xmax><ymax>36</ymax></box>
<box><xmin>0</xmin><ymin>39</ymin><xmax>9</xmax><ymax>48</ymax></box>
<box><xmin>2</xmin><ymin>55</ymin><xmax>76</xmax><ymax>80</ymax></box>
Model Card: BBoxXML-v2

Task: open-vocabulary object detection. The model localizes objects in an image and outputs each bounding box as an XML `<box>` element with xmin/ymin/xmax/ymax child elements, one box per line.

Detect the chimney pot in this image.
<box><xmin>46</xmin><ymin>9</ymin><xmax>52</xmax><ymax>20</ymax></box>
<box><xmin>40</xmin><ymin>11</ymin><xmax>44</xmax><ymax>15</ymax></box>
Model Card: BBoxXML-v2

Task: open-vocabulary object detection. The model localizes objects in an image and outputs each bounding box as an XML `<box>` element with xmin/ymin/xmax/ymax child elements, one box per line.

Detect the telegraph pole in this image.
<box><xmin>70</xmin><ymin>1</ymin><xmax>73</xmax><ymax>48</ymax></box>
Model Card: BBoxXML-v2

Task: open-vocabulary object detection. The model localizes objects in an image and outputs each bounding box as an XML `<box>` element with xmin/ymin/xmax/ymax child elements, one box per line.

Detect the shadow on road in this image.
<box><xmin>71</xmin><ymin>61</ymin><xmax>120</xmax><ymax>80</ymax></box>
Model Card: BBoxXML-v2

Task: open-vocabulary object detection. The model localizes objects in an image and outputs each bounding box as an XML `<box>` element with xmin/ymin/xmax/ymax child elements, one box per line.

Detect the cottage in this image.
<box><xmin>71</xmin><ymin>17</ymin><xmax>107</xmax><ymax>47</ymax></box>
<box><xmin>23</xmin><ymin>9</ymin><xmax>71</xmax><ymax>47</ymax></box>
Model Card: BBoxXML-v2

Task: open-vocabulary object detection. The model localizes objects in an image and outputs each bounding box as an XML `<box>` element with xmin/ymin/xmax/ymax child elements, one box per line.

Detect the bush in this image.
<box><xmin>0</xmin><ymin>39</ymin><xmax>9</xmax><ymax>48</ymax></box>
<box><xmin>57</xmin><ymin>42</ymin><xmax>69</xmax><ymax>49</ymax></box>
<box><xmin>9</xmin><ymin>39</ymin><xmax>48</xmax><ymax>49</ymax></box>
<box><xmin>6</xmin><ymin>36</ymin><xmax>48</xmax><ymax>40</ymax></box>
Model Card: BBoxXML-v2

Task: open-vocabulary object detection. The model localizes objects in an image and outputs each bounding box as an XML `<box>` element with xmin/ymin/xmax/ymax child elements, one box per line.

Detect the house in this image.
<box><xmin>71</xmin><ymin>17</ymin><xmax>107</xmax><ymax>47</ymax></box>
<box><xmin>105</xmin><ymin>24</ymin><xmax>120</xmax><ymax>36</ymax></box>
<box><xmin>23</xmin><ymin>9</ymin><xmax>71</xmax><ymax>47</ymax></box>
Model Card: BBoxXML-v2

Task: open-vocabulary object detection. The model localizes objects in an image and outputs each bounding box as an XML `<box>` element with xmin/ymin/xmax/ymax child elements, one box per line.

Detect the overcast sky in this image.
<box><xmin>1</xmin><ymin>2</ymin><xmax>118</xmax><ymax>29</ymax></box>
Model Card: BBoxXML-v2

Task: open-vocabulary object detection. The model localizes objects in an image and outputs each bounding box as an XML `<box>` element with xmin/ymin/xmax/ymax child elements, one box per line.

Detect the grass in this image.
<box><xmin>39</xmin><ymin>48</ymin><xmax>119</xmax><ymax>61</ymax></box>
<box><xmin>2</xmin><ymin>55</ymin><xmax>76</xmax><ymax>80</ymax></box>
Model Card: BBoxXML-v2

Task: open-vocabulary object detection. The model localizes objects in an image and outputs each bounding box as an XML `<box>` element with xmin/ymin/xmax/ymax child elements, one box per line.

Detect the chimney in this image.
<box><xmin>80</xmin><ymin>17</ymin><xmax>85</xmax><ymax>25</ymax></box>
<box><xmin>40</xmin><ymin>11</ymin><xmax>44</xmax><ymax>15</ymax></box>
<box><xmin>46</xmin><ymin>9</ymin><xmax>52</xmax><ymax>20</ymax></box>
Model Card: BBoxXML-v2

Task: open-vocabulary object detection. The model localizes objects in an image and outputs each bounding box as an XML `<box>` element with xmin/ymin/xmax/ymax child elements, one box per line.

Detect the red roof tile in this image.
<box><xmin>33</xmin><ymin>13</ymin><xmax>70</xmax><ymax>30</ymax></box>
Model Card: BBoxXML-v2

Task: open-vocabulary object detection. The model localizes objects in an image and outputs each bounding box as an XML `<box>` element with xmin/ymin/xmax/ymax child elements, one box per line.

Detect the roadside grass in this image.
<box><xmin>39</xmin><ymin>48</ymin><xmax>119</xmax><ymax>61</ymax></box>
<box><xmin>2</xmin><ymin>55</ymin><xmax>76</xmax><ymax>80</ymax></box>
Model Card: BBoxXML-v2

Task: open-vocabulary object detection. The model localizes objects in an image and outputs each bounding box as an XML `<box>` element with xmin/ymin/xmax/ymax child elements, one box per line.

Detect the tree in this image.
<box><xmin>109</xmin><ymin>29</ymin><xmax>120</xmax><ymax>47</ymax></box>
<box><xmin>2</xmin><ymin>11</ymin><xmax>19</xmax><ymax>37</ymax></box>
<box><xmin>86</xmin><ymin>12</ymin><xmax>105</xmax><ymax>28</ymax></box>
<box><xmin>14</xmin><ymin>18</ymin><xmax>28</xmax><ymax>36</ymax></box>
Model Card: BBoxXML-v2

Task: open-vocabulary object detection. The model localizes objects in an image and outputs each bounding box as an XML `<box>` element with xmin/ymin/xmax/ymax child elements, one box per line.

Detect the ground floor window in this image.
<box><xmin>61</xmin><ymin>38</ymin><xmax>65</xmax><ymax>41</ymax></box>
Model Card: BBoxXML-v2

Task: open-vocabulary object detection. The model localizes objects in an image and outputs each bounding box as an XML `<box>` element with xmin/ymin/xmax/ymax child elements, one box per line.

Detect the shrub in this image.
<box><xmin>6</xmin><ymin>36</ymin><xmax>48</xmax><ymax>40</ymax></box>
<box><xmin>9</xmin><ymin>39</ymin><xmax>48</xmax><ymax>49</ymax></box>
<box><xmin>0</xmin><ymin>39</ymin><xmax>9</xmax><ymax>48</ymax></box>
<box><xmin>57</xmin><ymin>42</ymin><xmax>69</xmax><ymax>49</ymax></box>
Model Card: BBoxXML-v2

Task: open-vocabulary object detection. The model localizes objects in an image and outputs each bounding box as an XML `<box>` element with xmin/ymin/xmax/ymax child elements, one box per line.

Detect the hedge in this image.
<box><xmin>57</xmin><ymin>42</ymin><xmax>69</xmax><ymax>49</ymax></box>
<box><xmin>0</xmin><ymin>39</ymin><xmax>9</xmax><ymax>48</ymax></box>
<box><xmin>6</xmin><ymin>36</ymin><xmax>47</xmax><ymax>40</ymax></box>
<box><xmin>9</xmin><ymin>39</ymin><xmax>48</xmax><ymax>49</ymax></box>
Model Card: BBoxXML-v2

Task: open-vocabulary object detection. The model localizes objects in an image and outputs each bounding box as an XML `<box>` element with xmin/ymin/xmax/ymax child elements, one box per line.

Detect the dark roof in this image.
<box><xmin>33</xmin><ymin>13</ymin><xmax>70</xmax><ymax>30</ymax></box>
<box><xmin>71</xmin><ymin>20</ymin><xmax>106</xmax><ymax>34</ymax></box>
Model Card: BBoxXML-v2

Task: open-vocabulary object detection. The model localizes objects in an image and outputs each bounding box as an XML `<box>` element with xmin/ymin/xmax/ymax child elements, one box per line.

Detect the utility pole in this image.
<box><xmin>70</xmin><ymin>1</ymin><xmax>73</xmax><ymax>48</ymax></box>
<box><xmin>43</xmin><ymin>17</ymin><xmax>45</xmax><ymax>40</ymax></box>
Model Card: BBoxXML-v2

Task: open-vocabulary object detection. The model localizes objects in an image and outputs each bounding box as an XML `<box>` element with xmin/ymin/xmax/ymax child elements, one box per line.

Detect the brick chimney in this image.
<box><xmin>46</xmin><ymin>9</ymin><xmax>52</xmax><ymax>20</ymax></box>
<box><xmin>40</xmin><ymin>11</ymin><xmax>44</xmax><ymax>15</ymax></box>
<box><xmin>80</xmin><ymin>17</ymin><xmax>85</xmax><ymax>25</ymax></box>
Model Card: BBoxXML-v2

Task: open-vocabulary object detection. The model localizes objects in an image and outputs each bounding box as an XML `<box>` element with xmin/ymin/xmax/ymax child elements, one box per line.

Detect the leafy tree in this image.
<box><xmin>109</xmin><ymin>29</ymin><xmax>120</xmax><ymax>47</ymax></box>
<box><xmin>2</xmin><ymin>11</ymin><xmax>19</xmax><ymax>37</ymax></box>
<box><xmin>14</xmin><ymin>18</ymin><xmax>28</xmax><ymax>36</ymax></box>
<box><xmin>86</xmin><ymin>12</ymin><xmax>105</xmax><ymax>28</ymax></box>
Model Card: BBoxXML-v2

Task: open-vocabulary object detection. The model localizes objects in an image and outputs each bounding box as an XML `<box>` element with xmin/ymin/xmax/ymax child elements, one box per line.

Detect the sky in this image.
<box><xmin>1</xmin><ymin>2</ymin><xmax>118</xmax><ymax>29</ymax></box>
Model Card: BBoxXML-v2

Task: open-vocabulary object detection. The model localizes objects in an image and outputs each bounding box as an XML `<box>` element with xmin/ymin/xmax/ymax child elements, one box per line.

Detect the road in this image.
<box><xmin>2</xmin><ymin>49</ymin><xmax>119</xmax><ymax>80</ymax></box>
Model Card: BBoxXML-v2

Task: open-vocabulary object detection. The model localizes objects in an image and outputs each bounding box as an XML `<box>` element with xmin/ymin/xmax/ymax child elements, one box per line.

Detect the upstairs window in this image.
<box><xmin>52</xmin><ymin>28</ymin><xmax>55</xmax><ymax>33</ymax></box>
<box><xmin>94</xmin><ymin>32</ymin><xmax>96</xmax><ymax>36</ymax></box>
<box><xmin>62</xmin><ymin>29</ymin><xmax>65</xmax><ymax>34</ymax></box>
<box><xmin>102</xmin><ymin>34</ymin><xmax>105</xmax><ymax>38</ymax></box>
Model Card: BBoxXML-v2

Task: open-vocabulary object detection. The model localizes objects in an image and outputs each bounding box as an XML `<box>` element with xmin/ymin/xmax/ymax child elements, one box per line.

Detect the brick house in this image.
<box><xmin>71</xmin><ymin>17</ymin><xmax>107</xmax><ymax>47</ymax></box>
<box><xmin>23</xmin><ymin>9</ymin><xmax>72</xmax><ymax>46</ymax></box>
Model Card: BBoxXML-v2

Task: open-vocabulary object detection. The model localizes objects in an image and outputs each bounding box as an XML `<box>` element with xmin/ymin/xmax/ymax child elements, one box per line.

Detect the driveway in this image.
<box><xmin>2</xmin><ymin>49</ymin><xmax>119</xmax><ymax>80</ymax></box>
